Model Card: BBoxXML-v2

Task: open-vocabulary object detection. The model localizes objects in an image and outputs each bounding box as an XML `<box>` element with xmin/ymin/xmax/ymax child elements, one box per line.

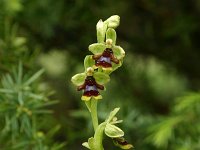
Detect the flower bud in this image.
<box><xmin>105</xmin><ymin>15</ymin><xmax>120</xmax><ymax>28</ymax></box>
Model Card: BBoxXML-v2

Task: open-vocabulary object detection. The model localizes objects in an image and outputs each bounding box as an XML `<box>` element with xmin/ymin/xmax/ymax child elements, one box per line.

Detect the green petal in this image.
<box><xmin>71</xmin><ymin>73</ymin><xmax>86</xmax><ymax>86</ymax></box>
<box><xmin>84</xmin><ymin>55</ymin><xmax>95</xmax><ymax>70</ymax></box>
<box><xmin>112</xmin><ymin>61</ymin><xmax>122</xmax><ymax>72</ymax></box>
<box><xmin>93</xmin><ymin>72</ymin><xmax>110</xmax><ymax>85</ymax></box>
<box><xmin>106</xmin><ymin>28</ymin><xmax>117</xmax><ymax>45</ymax></box>
<box><xmin>113</xmin><ymin>46</ymin><xmax>125</xmax><ymax>60</ymax></box>
<box><xmin>103</xmin><ymin>62</ymin><xmax>122</xmax><ymax>75</ymax></box>
<box><xmin>89</xmin><ymin>43</ymin><xmax>106</xmax><ymax>55</ymax></box>
<box><xmin>105</xmin><ymin>123</ymin><xmax>124</xmax><ymax>138</ymax></box>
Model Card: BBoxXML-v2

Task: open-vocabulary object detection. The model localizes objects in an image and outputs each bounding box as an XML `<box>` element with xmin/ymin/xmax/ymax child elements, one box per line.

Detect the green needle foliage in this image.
<box><xmin>0</xmin><ymin>3</ymin><xmax>65</xmax><ymax>148</ymax></box>
<box><xmin>0</xmin><ymin>62</ymin><xmax>65</xmax><ymax>149</ymax></box>
<box><xmin>146</xmin><ymin>92</ymin><xmax>200</xmax><ymax>150</ymax></box>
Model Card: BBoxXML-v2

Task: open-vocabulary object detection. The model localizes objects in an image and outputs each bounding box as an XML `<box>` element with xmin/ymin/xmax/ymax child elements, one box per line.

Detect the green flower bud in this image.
<box><xmin>105</xmin><ymin>123</ymin><xmax>124</xmax><ymax>138</ymax></box>
<box><xmin>105</xmin><ymin>15</ymin><xmax>120</xmax><ymax>29</ymax></box>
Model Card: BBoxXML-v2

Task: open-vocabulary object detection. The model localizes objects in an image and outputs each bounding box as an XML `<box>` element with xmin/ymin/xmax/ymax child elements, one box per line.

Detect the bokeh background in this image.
<box><xmin>1</xmin><ymin>0</ymin><xmax>200</xmax><ymax>149</ymax></box>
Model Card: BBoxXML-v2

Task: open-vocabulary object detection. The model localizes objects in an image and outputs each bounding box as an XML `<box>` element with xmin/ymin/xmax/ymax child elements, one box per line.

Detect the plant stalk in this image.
<box><xmin>90</xmin><ymin>98</ymin><xmax>98</xmax><ymax>131</ymax></box>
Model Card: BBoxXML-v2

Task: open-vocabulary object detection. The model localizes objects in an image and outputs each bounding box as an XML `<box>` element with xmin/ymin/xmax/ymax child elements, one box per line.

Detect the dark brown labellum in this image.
<box><xmin>77</xmin><ymin>76</ymin><xmax>104</xmax><ymax>97</ymax></box>
<box><xmin>113</xmin><ymin>137</ymin><xmax>133</xmax><ymax>149</ymax></box>
<box><xmin>93</xmin><ymin>48</ymin><xmax>119</xmax><ymax>68</ymax></box>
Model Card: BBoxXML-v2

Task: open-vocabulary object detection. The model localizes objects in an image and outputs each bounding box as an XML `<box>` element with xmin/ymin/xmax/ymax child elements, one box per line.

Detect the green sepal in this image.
<box><xmin>96</xmin><ymin>19</ymin><xmax>108</xmax><ymax>43</ymax></box>
<box><xmin>105</xmin><ymin>15</ymin><xmax>120</xmax><ymax>29</ymax></box>
<box><xmin>93</xmin><ymin>72</ymin><xmax>110</xmax><ymax>85</ymax></box>
<box><xmin>84</xmin><ymin>55</ymin><xmax>95</xmax><ymax>70</ymax></box>
<box><xmin>71</xmin><ymin>73</ymin><xmax>86</xmax><ymax>86</ymax></box>
<box><xmin>106</xmin><ymin>28</ymin><xmax>117</xmax><ymax>45</ymax></box>
<box><xmin>112</xmin><ymin>60</ymin><xmax>123</xmax><ymax>72</ymax></box>
<box><xmin>106</xmin><ymin>108</ymin><xmax>120</xmax><ymax>123</ymax></box>
<box><xmin>89</xmin><ymin>43</ymin><xmax>106</xmax><ymax>55</ymax></box>
<box><xmin>105</xmin><ymin>123</ymin><xmax>124</xmax><ymax>138</ymax></box>
<box><xmin>113</xmin><ymin>46</ymin><xmax>125</xmax><ymax>60</ymax></box>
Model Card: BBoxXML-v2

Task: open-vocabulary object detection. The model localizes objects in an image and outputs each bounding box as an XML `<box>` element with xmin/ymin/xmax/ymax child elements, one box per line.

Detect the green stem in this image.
<box><xmin>90</xmin><ymin>99</ymin><xmax>98</xmax><ymax>131</ymax></box>
<box><xmin>94</xmin><ymin>122</ymin><xmax>106</xmax><ymax>150</ymax></box>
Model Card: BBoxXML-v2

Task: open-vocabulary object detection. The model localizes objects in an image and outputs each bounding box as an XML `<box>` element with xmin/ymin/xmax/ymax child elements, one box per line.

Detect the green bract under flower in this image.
<box><xmin>71</xmin><ymin>67</ymin><xmax>110</xmax><ymax>101</ymax></box>
<box><xmin>89</xmin><ymin>28</ymin><xmax>125</xmax><ymax>72</ymax></box>
<box><xmin>105</xmin><ymin>108</ymin><xmax>133</xmax><ymax>149</ymax></box>
<box><xmin>82</xmin><ymin>108</ymin><xmax>133</xmax><ymax>150</ymax></box>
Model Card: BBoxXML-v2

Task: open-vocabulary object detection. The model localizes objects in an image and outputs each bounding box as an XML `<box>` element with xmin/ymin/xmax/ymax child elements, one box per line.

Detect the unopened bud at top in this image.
<box><xmin>105</xmin><ymin>15</ymin><xmax>120</xmax><ymax>29</ymax></box>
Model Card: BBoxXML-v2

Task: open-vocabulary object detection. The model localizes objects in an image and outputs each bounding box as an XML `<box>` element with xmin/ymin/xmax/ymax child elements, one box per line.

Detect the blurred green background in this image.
<box><xmin>0</xmin><ymin>0</ymin><xmax>200</xmax><ymax>149</ymax></box>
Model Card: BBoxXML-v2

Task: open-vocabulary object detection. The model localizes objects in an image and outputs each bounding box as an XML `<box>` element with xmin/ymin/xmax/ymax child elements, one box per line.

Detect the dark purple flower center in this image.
<box><xmin>83</xmin><ymin>76</ymin><xmax>100</xmax><ymax>97</ymax></box>
<box><xmin>95</xmin><ymin>48</ymin><xmax>114</xmax><ymax>68</ymax></box>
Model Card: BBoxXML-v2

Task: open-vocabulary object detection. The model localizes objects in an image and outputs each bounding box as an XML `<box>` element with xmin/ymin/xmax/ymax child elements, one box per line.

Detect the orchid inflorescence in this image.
<box><xmin>71</xmin><ymin>15</ymin><xmax>133</xmax><ymax>150</ymax></box>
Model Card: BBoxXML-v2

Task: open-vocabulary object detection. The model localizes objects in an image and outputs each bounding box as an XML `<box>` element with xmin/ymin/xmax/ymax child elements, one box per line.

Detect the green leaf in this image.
<box><xmin>84</xmin><ymin>55</ymin><xmax>95</xmax><ymax>70</ymax></box>
<box><xmin>71</xmin><ymin>73</ymin><xmax>86</xmax><ymax>86</ymax></box>
<box><xmin>113</xmin><ymin>46</ymin><xmax>125</xmax><ymax>60</ymax></box>
<box><xmin>105</xmin><ymin>123</ymin><xmax>124</xmax><ymax>138</ymax></box>
<box><xmin>106</xmin><ymin>108</ymin><xmax>120</xmax><ymax>123</ymax></box>
<box><xmin>24</xmin><ymin>69</ymin><xmax>44</xmax><ymax>86</ymax></box>
<box><xmin>174</xmin><ymin>93</ymin><xmax>200</xmax><ymax>112</ymax></box>
<box><xmin>93</xmin><ymin>72</ymin><xmax>110</xmax><ymax>85</ymax></box>
<box><xmin>0</xmin><ymin>89</ymin><xmax>14</xmax><ymax>93</ymax></box>
<box><xmin>146</xmin><ymin>116</ymin><xmax>183</xmax><ymax>148</ymax></box>
<box><xmin>96</xmin><ymin>19</ymin><xmax>107</xmax><ymax>43</ymax></box>
<box><xmin>17</xmin><ymin>61</ymin><xmax>23</xmax><ymax>85</ymax></box>
<box><xmin>46</xmin><ymin>125</ymin><xmax>61</xmax><ymax>138</ymax></box>
<box><xmin>106</xmin><ymin>28</ymin><xmax>117</xmax><ymax>45</ymax></box>
<box><xmin>89</xmin><ymin>43</ymin><xmax>106</xmax><ymax>55</ymax></box>
<box><xmin>14</xmin><ymin>37</ymin><xmax>26</xmax><ymax>47</ymax></box>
